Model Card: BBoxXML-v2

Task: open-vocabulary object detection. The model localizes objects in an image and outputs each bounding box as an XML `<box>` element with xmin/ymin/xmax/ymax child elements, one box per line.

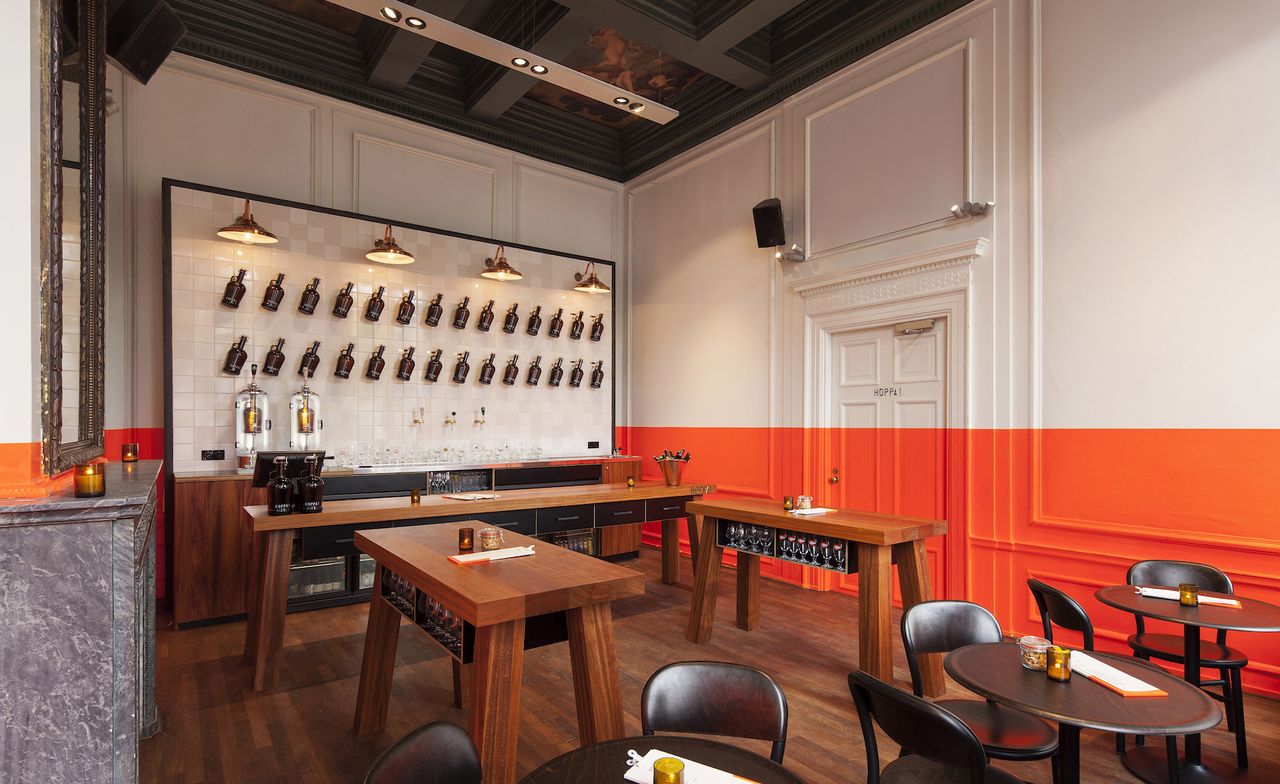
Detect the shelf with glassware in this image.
<box><xmin>717</xmin><ymin>520</ymin><xmax>854</xmax><ymax>574</ymax></box>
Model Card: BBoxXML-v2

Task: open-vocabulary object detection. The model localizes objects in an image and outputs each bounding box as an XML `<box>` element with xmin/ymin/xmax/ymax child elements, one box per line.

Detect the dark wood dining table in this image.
<box><xmin>519</xmin><ymin>736</ymin><xmax>807</xmax><ymax>784</ymax></box>
<box><xmin>945</xmin><ymin>643</ymin><xmax>1220</xmax><ymax>784</ymax></box>
<box><xmin>1096</xmin><ymin>585</ymin><xmax>1280</xmax><ymax>784</ymax></box>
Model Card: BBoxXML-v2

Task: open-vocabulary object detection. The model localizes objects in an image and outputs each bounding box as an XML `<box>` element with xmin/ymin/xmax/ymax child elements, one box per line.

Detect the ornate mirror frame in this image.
<box><xmin>40</xmin><ymin>0</ymin><xmax>107</xmax><ymax>475</ymax></box>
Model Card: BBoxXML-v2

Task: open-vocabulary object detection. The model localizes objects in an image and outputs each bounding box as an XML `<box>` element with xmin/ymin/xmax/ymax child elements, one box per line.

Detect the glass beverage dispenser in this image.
<box><xmin>235</xmin><ymin>364</ymin><xmax>270</xmax><ymax>471</ymax></box>
<box><xmin>289</xmin><ymin>373</ymin><xmax>322</xmax><ymax>450</ymax></box>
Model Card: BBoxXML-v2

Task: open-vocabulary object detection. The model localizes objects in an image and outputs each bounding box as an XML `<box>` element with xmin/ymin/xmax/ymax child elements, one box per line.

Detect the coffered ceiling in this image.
<box><xmin>167</xmin><ymin>0</ymin><xmax>971</xmax><ymax>181</ymax></box>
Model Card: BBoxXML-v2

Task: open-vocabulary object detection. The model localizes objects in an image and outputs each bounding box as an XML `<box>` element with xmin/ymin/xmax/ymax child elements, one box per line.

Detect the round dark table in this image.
<box><xmin>945</xmin><ymin>643</ymin><xmax>1219</xmax><ymax>784</ymax></box>
<box><xmin>519</xmin><ymin>736</ymin><xmax>806</xmax><ymax>784</ymax></box>
<box><xmin>1096</xmin><ymin>585</ymin><xmax>1280</xmax><ymax>784</ymax></box>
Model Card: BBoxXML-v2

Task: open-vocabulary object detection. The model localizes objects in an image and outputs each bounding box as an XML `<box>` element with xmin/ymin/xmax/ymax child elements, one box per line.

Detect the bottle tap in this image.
<box><xmin>411</xmin><ymin>406</ymin><xmax>425</xmax><ymax>426</ymax></box>
<box><xmin>444</xmin><ymin>411</ymin><xmax>457</xmax><ymax>426</ymax></box>
<box><xmin>474</xmin><ymin>406</ymin><xmax>486</xmax><ymax>426</ymax></box>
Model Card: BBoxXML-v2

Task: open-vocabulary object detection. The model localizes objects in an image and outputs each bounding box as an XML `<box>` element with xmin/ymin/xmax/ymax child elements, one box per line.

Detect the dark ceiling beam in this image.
<box><xmin>552</xmin><ymin>0</ymin><xmax>770</xmax><ymax>89</ymax></box>
<box><xmin>466</xmin><ymin>8</ymin><xmax>596</xmax><ymax>121</ymax></box>
<box><xmin>361</xmin><ymin>0</ymin><xmax>468</xmax><ymax>90</ymax></box>
<box><xmin>697</xmin><ymin>0</ymin><xmax>807</xmax><ymax>51</ymax></box>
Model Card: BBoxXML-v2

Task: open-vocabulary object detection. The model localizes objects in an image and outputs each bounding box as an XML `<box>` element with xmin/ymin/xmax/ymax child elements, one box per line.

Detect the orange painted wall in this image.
<box><xmin>622</xmin><ymin>426</ymin><xmax>1280</xmax><ymax>697</ymax></box>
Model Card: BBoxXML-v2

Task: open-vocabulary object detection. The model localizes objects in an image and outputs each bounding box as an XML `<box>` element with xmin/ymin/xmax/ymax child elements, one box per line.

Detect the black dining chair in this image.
<box><xmin>362</xmin><ymin>721</ymin><xmax>482</xmax><ymax>784</ymax></box>
<box><xmin>1123</xmin><ymin>560</ymin><xmax>1248</xmax><ymax>768</ymax></box>
<box><xmin>848</xmin><ymin>671</ymin><xmax>1024</xmax><ymax>784</ymax></box>
<box><xmin>1027</xmin><ymin>578</ymin><xmax>1095</xmax><ymax>651</ymax></box>
<box><xmin>641</xmin><ymin>661</ymin><xmax>789</xmax><ymax>763</ymax></box>
<box><xmin>901</xmin><ymin>601</ymin><xmax>1059</xmax><ymax>779</ymax></box>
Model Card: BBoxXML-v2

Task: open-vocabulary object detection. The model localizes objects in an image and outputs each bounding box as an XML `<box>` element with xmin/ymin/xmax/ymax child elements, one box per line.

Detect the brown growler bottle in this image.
<box><xmin>332</xmin><ymin>282</ymin><xmax>355</xmax><ymax>318</ymax></box>
<box><xmin>568</xmin><ymin>311</ymin><xmax>585</xmax><ymax>340</ymax></box>
<box><xmin>452</xmin><ymin>351</ymin><xmax>471</xmax><ymax>383</ymax></box>
<box><xmin>424</xmin><ymin>293</ymin><xmax>444</xmax><ymax>326</ymax></box>
<box><xmin>547</xmin><ymin>357</ymin><xmax>564</xmax><ymax>387</ymax></box>
<box><xmin>396</xmin><ymin>347</ymin><xmax>416</xmax><ymax>380</ymax></box>
<box><xmin>366</xmin><ymin>345</ymin><xmax>387</xmax><ymax>380</ymax></box>
<box><xmin>590</xmin><ymin>360</ymin><xmax>605</xmax><ymax>388</ymax></box>
<box><xmin>547</xmin><ymin>308</ymin><xmax>564</xmax><ymax>338</ymax></box>
<box><xmin>452</xmin><ymin>296</ymin><xmax>471</xmax><ymax>329</ymax></box>
<box><xmin>424</xmin><ymin>349</ymin><xmax>443</xmax><ymax>382</ymax></box>
<box><xmin>478</xmin><ymin>353</ymin><xmax>496</xmax><ymax>385</ymax></box>
<box><xmin>568</xmin><ymin>359</ymin><xmax>584</xmax><ymax>388</ymax></box>
<box><xmin>299</xmin><ymin>454</ymin><xmax>324</xmax><ymax>514</ymax></box>
<box><xmin>223</xmin><ymin>335</ymin><xmax>249</xmax><ymax>375</ymax></box>
<box><xmin>334</xmin><ymin>343</ymin><xmax>355</xmax><ymax>378</ymax></box>
<box><xmin>526</xmin><ymin>355</ymin><xmax>542</xmax><ymax>386</ymax></box>
<box><xmin>395</xmin><ymin>290</ymin><xmax>416</xmax><ymax>325</ymax></box>
<box><xmin>477</xmin><ymin>300</ymin><xmax>495</xmax><ymax>332</ymax></box>
<box><xmin>502</xmin><ymin>303</ymin><xmax>519</xmax><ymax>334</ymax></box>
<box><xmin>501</xmin><ymin>355</ymin><xmax>520</xmax><ymax>385</ymax></box>
<box><xmin>221</xmin><ymin>268</ymin><xmax>247</xmax><ymax>308</ymax></box>
<box><xmin>262</xmin><ymin>273</ymin><xmax>286</xmax><ymax>311</ymax></box>
<box><xmin>268</xmin><ymin>456</ymin><xmax>293</xmax><ymax>516</ymax></box>
<box><xmin>263</xmin><ymin>338</ymin><xmax>286</xmax><ymax>376</ymax></box>
<box><xmin>297</xmin><ymin>340</ymin><xmax>321</xmax><ymax>377</ymax></box>
<box><xmin>526</xmin><ymin>306</ymin><xmax>543</xmax><ymax>336</ymax></box>
<box><xmin>298</xmin><ymin>277</ymin><xmax>321</xmax><ymax>314</ymax></box>
<box><xmin>590</xmin><ymin>313</ymin><xmax>605</xmax><ymax>342</ymax></box>
<box><xmin>365</xmin><ymin>286</ymin><xmax>386</xmax><ymax>322</ymax></box>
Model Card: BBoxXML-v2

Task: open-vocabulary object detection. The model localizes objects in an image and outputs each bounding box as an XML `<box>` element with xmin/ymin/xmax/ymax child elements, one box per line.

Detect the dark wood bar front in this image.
<box><xmin>352</xmin><ymin>523</ymin><xmax>644</xmax><ymax>784</ymax></box>
<box><xmin>683</xmin><ymin>498</ymin><xmax>948</xmax><ymax>697</ymax></box>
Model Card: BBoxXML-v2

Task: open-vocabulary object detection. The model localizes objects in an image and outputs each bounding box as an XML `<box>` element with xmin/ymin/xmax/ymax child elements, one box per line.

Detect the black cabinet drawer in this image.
<box><xmin>646</xmin><ymin>498</ymin><xmax>688</xmax><ymax>520</ymax></box>
<box><xmin>537</xmin><ymin>504</ymin><xmax>595</xmax><ymax>534</ymax></box>
<box><xmin>299</xmin><ymin>522</ymin><xmax>392</xmax><ymax>559</ymax></box>
<box><xmin>477</xmin><ymin>509</ymin><xmax>535</xmax><ymax>536</ymax></box>
<box><xmin>596</xmin><ymin>500</ymin><xmax>647</xmax><ymax>526</ymax></box>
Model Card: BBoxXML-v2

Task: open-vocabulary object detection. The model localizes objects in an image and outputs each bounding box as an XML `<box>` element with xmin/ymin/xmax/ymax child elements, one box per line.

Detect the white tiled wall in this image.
<box><xmin>168</xmin><ymin>186</ymin><xmax>614</xmax><ymax>473</ymax></box>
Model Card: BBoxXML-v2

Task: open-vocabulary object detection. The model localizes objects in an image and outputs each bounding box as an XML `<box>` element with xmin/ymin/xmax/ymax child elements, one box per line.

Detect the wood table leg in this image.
<box><xmin>661</xmin><ymin>519</ymin><xmax>679</xmax><ymax>585</ymax></box>
<box><xmin>893</xmin><ymin>540</ymin><xmax>944</xmax><ymax>697</ymax></box>
<box><xmin>250</xmin><ymin>529</ymin><xmax>294</xmax><ymax>692</ymax></box>
<box><xmin>686</xmin><ymin>516</ymin><xmax>724</xmax><ymax>644</ymax></box>
<box><xmin>736</xmin><ymin>552</ymin><xmax>760</xmax><ymax>631</ymax></box>
<box><xmin>471</xmin><ymin>619</ymin><xmax>526</xmax><ymax>784</ymax></box>
<box><xmin>451</xmin><ymin>659</ymin><xmax>469</xmax><ymax>709</ymax></box>
<box><xmin>241</xmin><ymin>527</ymin><xmax>268</xmax><ymax>665</ymax></box>
<box><xmin>857</xmin><ymin>543</ymin><xmax>893</xmax><ymax>685</ymax></box>
<box><xmin>685</xmin><ymin>514</ymin><xmax>701</xmax><ymax>567</ymax></box>
<box><xmin>353</xmin><ymin>568</ymin><xmax>402</xmax><ymax>738</ymax></box>
<box><xmin>567</xmin><ymin>603</ymin><xmax>625</xmax><ymax>745</ymax></box>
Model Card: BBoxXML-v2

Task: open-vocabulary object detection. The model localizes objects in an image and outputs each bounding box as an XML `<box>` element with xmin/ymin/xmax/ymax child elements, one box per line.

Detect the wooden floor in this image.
<box><xmin>141</xmin><ymin>549</ymin><xmax>1280</xmax><ymax>783</ymax></box>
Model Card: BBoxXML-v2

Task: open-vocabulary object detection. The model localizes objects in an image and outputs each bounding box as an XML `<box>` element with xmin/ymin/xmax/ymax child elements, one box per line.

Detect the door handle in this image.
<box><xmin>829</xmin><ymin>468</ymin><xmax>840</xmax><ymax>485</ymax></box>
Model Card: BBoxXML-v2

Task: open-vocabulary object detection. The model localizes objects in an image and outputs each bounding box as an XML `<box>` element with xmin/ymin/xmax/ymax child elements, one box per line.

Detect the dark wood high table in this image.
<box><xmin>682</xmin><ymin>498</ymin><xmax>948</xmax><ymax>696</ymax></box>
<box><xmin>1096</xmin><ymin>585</ymin><xmax>1280</xmax><ymax>784</ymax></box>
<box><xmin>946</xmin><ymin>643</ymin><xmax>1220</xmax><ymax>784</ymax></box>
<box><xmin>242</xmin><ymin>481</ymin><xmax>711</xmax><ymax>692</ymax></box>
<box><xmin>353</xmin><ymin>523</ymin><xmax>644</xmax><ymax>784</ymax></box>
<box><xmin>520</xmin><ymin>736</ymin><xmax>807</xmax><ymax>784</ymax></box>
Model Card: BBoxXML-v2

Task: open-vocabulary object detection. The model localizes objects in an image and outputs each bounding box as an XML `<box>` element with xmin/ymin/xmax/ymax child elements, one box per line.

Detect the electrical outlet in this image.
<box><xmin>587</xmin><ymin>441</ymin><xmax>600</xmax><ymax>449</ymax></box>
<box><xmin>201</xmin><ymin>449</ymin><xmax>225</xmax><ymax>461</ymax></box>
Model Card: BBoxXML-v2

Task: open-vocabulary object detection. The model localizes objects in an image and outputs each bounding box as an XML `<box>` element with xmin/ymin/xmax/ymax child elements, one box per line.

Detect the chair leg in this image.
<box><xmin>1115</xmin><ymin>733</ymin><xmax>1126</xmax><ymax>755</ymax></box>
<box><xmin>1230</xmin><ymin>667</ymin><xmax>1247</xmax><ymax>769</ymax></box>
<box><xmin>1220</xmin><ymin>667</ymin><xmax>1235</xmax><ymax>733</ymax></box>
<box><xmin>1051</xmin><ymin>753</ymin><xmax>1060</xmax><ymax>784</ymax></box>
<box><xmin>1166</xmin><ymin>737</ymin><xmax>1179</xmax><ymax>783</ymax></box>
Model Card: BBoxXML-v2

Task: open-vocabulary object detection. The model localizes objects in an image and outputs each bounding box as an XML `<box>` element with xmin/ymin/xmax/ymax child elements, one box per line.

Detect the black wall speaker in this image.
<box><xmin>752</xmin><ymin>198</ymin><xmax>786</xmax><ymax>248</ymax></box>
<box><xmin>107</xmin><ymin>0</ymin><xmax>185</xmax><ymax>85</ymax></box>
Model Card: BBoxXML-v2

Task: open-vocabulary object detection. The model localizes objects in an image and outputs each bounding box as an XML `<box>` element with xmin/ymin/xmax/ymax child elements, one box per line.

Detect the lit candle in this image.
<box><xmin>1179</xmin><ymin>583</ymin><xmax>1199</xmax><ymax>607</ymax></box>
<box><xmin>73</xmin><ymin>463</ymin><xmax>106</xmax><ymax>498</ymax></box>
<box><xmin>458</xmin><ymin>527</ymin><xmax>474</xmax><ymax>551</ymax></box>
<box><xmin>122</xmin><ymin>443</ymin><xmax>139</xmax><ymax>463</ymax></box>
<box><xmin>1046</xmin><ymin>646</ymin><xmax>1072</xmax><ymax>682</ymax></box>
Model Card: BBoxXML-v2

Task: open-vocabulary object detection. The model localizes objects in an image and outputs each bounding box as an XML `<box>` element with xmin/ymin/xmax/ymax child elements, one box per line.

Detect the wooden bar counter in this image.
<box><xmin>353</xmin><ymin>523</ymin><xmax>643</xmax><ymax>784</ymax></box>
<box><xmin>242</xmin><ymin>480</ymin><xmax>712</xmax><ymax>691</ymax></box>
<box><xmin>683</xmin><ymin>498</ymin><xmax>948</xmax><ymax>697</ymax></box>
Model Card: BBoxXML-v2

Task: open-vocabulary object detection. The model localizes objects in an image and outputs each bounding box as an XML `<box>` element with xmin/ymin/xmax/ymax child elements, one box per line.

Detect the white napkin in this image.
<box><xmin>1135</xmin><ymin>586</ymin><xmax>1241</xmax><ymax>608</ymax></box>
<box><xmin>788</xmin><ymin>507</ymin><xmax>835</xmax><ymax>516</ymax></box>
<box><xmin>442</xmin><ymin>493</ymin><xmax>501</xmax><ymax>501</ymax></box>
<box><xmin>623</xmin><ymin>749</ymin><xmax>759</xmax><ymax>784</ymax></box>
<box><xmin>1071</xmin><ymin>651</ymin><xmax>1166</xmax><ymax>697</ymax></box>
<box><xmin>448</xmin><ymin>545</ymin><xmax>535</xmax><ymax>564</ymax></box>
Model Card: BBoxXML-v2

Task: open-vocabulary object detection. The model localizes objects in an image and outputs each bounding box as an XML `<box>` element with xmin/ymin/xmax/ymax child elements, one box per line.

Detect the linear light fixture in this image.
<box><xmin>328</xmin><ymin>0</ymin><xmax>679</xmax><ymax>125</ymax></box>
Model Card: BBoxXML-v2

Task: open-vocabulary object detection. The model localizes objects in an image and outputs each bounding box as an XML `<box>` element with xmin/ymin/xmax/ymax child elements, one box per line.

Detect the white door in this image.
<box><xmin>826</xmin><ymin>318</ymin><xmax>948</xmax><ymax>598</ymax></box>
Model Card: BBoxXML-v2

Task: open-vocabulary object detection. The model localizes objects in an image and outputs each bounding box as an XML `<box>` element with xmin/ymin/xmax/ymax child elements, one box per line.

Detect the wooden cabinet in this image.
<box><xmin>173</xmin><ymin>476</ymin><xmax>263</xmax><ymax>626</ymax></box>
<box><xmin>598</xmin><ymin>460</ymin><xmax>643</xmax><ymax>557</ymax></box>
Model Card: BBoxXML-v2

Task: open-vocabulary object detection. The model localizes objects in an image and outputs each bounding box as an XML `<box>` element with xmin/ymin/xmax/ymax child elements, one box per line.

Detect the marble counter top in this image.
<box><xmin>0</xmin><ymin>460</ymin><xmax>162</xmax><ymax>527</ymax></box>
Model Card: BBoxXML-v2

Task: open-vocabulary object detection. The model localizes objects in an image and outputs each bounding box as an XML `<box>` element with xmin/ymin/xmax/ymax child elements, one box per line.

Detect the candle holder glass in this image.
<box><xmin>1179</xmin><ymin>583</ymin><xmax>1199</xmax><ymax>607</ymax></box>
<box><xmin>1046</xmin><ymin>646</ymin><xmax>1072</xmax><ymax>682</ymax></box>
<box><xmin>73</xmin><ymin>463</ymin><xmax>106</xmax><ymax>498</ymax></box>
<box><xmin>122</xmin><ymin>443</ymin><xmax>139</xmax><ymax>463</ymax></box>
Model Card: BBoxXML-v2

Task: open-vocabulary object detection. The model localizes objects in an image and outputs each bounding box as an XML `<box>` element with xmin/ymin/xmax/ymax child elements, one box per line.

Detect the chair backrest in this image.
<box><xmin>1027</xmin><ymin>577</ymin><xmax>1095</xmax><ymax>650</ymax></box>
<box><xmin>363</xmin><ymin>721</ymin><xmax>482</xmax><ymax>784</ymax></box>
<box><xmin>848</xmin><ymin>671</ymin><xmax>988</xmax><ymax>784</ymax></box>
<box><xmin>1127</xmin><ymin>560</ymin><xmax>1234</xmax><ymax>637</ymax></box>
<box><xmin>900</xmin><ymin>600</ymin><xmax>1002</xmax><ymax>697</ymax></box>
<box><xmin>641</xmin><ymin>661</ymin><xmax>789</xmax><ymax>763</ymax></box>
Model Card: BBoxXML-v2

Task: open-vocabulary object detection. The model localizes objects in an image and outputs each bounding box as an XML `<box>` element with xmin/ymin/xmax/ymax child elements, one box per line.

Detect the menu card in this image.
<box><xmin>624</xmin><ymin>749</ymin><xmax>759</xmax><ymax>784</ymax></box>
<box><xmin>1071</xmin><ymin>652</ymin><xmax>1167</xmax><ymax>698</ymax></box>
<box><xmin>1135</xmin><ymin>586</ymin><xmax>1241</xmax><ymax>608</ymax></box>
<box><xmin>448</xmin><ymin>546</ymin><xmax>535</xmax><ymax>565</ymax></box>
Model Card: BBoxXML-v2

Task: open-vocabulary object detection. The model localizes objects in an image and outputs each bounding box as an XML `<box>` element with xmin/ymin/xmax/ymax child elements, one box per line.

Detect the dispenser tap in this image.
<box><xmin>474</xmin><ymin>406</ymin><xmax>486</xmax><ymax>426</ymax></box>
<box><xmin>411</xmin><ymin>406</ymin><xmax>425</xmax><ymax>426</ymax></box>
<box><xmin>444</xmin><ymin>411</ymin><xmax>457</xmax><ymax>426</ymax></box>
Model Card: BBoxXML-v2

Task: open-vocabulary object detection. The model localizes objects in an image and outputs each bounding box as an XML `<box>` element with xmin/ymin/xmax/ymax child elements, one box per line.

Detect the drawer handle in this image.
<box><xmin>334</xmin><ymin>537</ymin><xmax>354</xmax><ymax>544</ymax></box>
<box><xmin>556</xmin><ymin>515</ymin><xmax>580</xmax><ymax>522</ymax></box>
<box><xmin>611</xmin><ymin>510</ymin><xmax>632</xmax><ymax>516</ymax></box>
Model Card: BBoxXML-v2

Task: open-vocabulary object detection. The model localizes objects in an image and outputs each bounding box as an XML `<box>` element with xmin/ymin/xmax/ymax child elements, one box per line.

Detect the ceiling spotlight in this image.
<box><xmin>481</xmin><ymin>245</ymin><xmax>523</xmax><ymax>281</ymax></box>
<box><xmin>530</xmin><ymin>64</ymin><xmax>548</xmax><ymax>75</ymax></box>
<box><xmin>774</xmin><ymin>244</ymin><xmax>806</xmax><ymax>263</ymax></box>
<box><xmin>629</xmin><ymin>103</ymin><xmax>644</xmax><ymax>112</ymax></box>
<box><xmin>366</xmin><ymin>224</ymin><xmax>414</xmax><ymax>265</ymax></box>
<box><xmin>613</xmin><ymin>96</ymin><xmax>629</xmax><ymax>105</ymax></box>
<box><xmin>379</xmin><ymin>6</ymin><xmax>400</xmax><ymax>21</ymax></box>
<box><xmin>511</xmin><ymin>57</ymin><xmax>529</xmax><ymax>68</ymax></box>
<box><xmin>216</xmin><ymin>199</ymin><xmax>278</xmax><ymax>245</ymax></box>
<box><xmin>573</xmin><ymin>261</ymin><xmax>610</xmax><ymax>294</ymax></box>
<box><xmin>405</xmin><ymin>16</ymin><xmax>425</xmax><ymax>28</ymax></box>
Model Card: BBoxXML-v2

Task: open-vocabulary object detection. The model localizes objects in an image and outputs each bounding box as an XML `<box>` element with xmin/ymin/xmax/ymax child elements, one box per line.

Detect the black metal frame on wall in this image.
<box><xmin>160</xmin><ymin>177</ymin><xmax>617</xmax><ymax>598</ymax></box>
